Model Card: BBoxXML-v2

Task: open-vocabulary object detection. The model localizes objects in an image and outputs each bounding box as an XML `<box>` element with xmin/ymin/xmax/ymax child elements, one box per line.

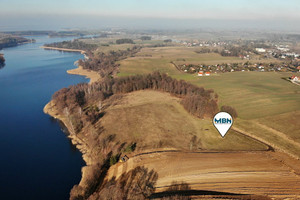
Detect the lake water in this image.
<box><xmin>0</xmin><ymin>36</ymin><xmax>88</xmax><ymax>199</ymax></box>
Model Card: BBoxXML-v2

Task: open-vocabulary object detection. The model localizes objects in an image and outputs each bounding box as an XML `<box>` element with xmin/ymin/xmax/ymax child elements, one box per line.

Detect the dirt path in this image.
<box><xmin>170</xmin><ymin>61</ymin><xmax>183</xmax><ymax>72</ymax></box>
<box><xmin>255</xmin><ymin>122</ymin><xmax>300</xmax><ymax>150</ymax></box>
<box><xmin>233</xmin><ymin>123</ymin><xmax>300</xmax><ymax>160</ymax></box>
<box><xmin>232</xmin><ymin>126</ymin><xmax>275</xmax><ymax>150</ymax></box>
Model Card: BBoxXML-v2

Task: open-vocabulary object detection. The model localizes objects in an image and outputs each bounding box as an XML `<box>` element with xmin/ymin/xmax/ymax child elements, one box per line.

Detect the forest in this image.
<box><xmin>44</xmin><ymin>40</ymin><xmax>98</xmax><ymax>51</ymax></box>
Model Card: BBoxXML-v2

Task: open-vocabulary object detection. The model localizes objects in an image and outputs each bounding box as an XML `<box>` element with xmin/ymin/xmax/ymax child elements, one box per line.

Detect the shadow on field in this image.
<box><xmin>149</xmin><ymin>181</ymin><xmax>271</xmax><ymax>200</ymax></box>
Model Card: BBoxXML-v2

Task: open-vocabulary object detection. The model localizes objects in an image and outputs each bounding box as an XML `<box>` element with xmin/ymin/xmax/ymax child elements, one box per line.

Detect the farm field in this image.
<box><xmin>118</xmin><ymin>46</ymin><xmax>280</xmax><ymax>76</ymax></box>
<box><xmin>80</xmin><ymin>37</ymin><xmax>169</xmax><ymax>53</ymax></box>
<box><xmin>106</xmin><ymin>151</ymin><xmax>300</xmax><ymax>199</ymax></box>
<box><xmin>118</xmin><ymin>45</ymin><xmax>300</xmax><ymax>159</ymax></box>
<box><xmin>118</xmin><ymin>46</ymin><xmax>300</xmax><ymax>118</ymax></box>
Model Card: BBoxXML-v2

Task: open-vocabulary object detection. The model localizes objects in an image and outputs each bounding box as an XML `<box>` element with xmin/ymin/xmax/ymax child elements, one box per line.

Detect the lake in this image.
<box><xmin>0</xmin><ymin>36</ymin><xmax>88</xmax><ymax>200</ymax></box>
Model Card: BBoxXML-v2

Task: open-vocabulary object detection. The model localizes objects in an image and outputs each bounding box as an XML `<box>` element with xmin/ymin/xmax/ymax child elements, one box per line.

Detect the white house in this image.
<box><xmin>256</xmin><ymin>48</ymin><xmax>266</xmax><ymax>53</ymax></box>
<box><xmin>290</xmin><ymin>75</ymin><xmax>299</xmax><ymax>82</ymax></box>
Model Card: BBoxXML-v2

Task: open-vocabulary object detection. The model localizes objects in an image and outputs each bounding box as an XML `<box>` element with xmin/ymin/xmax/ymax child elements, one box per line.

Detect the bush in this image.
<box><xmin>221</xmin><ymin>105</ymin><xmax>238</xmax><ymax>118</ymax></box>
<box><xmin>123</xmin><ymin>143</ymin><xmax>136</xmax><ymax>153</ymax></box>
<box><xmin>109</xmin><ymin>154</ymin><xmax>119</xmax><ymax>166</ymax></box>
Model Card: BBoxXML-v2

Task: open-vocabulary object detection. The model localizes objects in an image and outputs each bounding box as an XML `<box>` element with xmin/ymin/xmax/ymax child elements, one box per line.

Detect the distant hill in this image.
<box><xmin>0</xmin><ymin>35</ymin><xmax>35</xmax><ymax>49</ymax></box>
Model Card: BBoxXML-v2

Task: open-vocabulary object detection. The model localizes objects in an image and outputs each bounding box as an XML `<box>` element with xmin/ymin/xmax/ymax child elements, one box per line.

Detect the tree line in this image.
<box><xmin>45</xmin><ymin>39</ymin><xmax>98</xmax><ymax>51</ymax></box>
<box><xmin>140</xmin><ymin>36</ymin><xmax>151</xmax><ymax>41</ymax></box>
<box><xmin>116</xmin><ymin>38</ymin><xmax>134</xmax><ymax>44</ymax></box>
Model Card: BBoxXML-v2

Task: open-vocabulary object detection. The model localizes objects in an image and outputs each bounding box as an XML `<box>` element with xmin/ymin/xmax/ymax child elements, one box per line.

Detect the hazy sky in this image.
<box><xmin>1</xmin><ymin>0</ymin><xmax>300</xmax><ymax>31</ymax></box>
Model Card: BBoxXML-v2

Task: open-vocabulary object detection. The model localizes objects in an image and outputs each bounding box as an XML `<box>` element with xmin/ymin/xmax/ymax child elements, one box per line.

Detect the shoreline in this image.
<box><xmin>43</xmin><ymin>101</ymin><xmax>94</xmax><ymax>187</ymax></box>
<box><xmin>67</xmin><ymin>64</ymin><xmax>101</xmax><ymax>84</ymax></box>
<box><xmin>41</xmin><ymin>46</ymin><xmax>86</xmax><ymax>54</ymax></box>
<box><xmin>41</xmin><ymin>46</ymin><xmax>100</xmax><ymax>84</ymax></box>
<box><xmin>43</xmin><ymin>46</ymin><xmax>100</xmax><ymax>189</ymax></box>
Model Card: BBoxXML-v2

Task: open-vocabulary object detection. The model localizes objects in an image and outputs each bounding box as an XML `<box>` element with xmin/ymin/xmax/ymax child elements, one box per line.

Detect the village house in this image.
<box><xmin>256</xmin><ymin>48</ymin><xmax>266</xmax><ymax>53</ymax></box>
<box><xmin>198</xmin><ymin>71</ymin><xmax>203</xmax><ymax>76</ymax></box>
<box><xmin>290</xmin><ymin>75</ymin><xmax>300</xmax><ymax>82</ymax></box>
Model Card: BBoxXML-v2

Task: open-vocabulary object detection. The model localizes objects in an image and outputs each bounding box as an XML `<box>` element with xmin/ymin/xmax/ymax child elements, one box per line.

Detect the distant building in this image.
<box><xmin>290</xmin><ymin>75</ymin><xmax>299</xmax><ymax>82</ymax></box>
<box><xmin>198</xmin><ymin>71</ymin><xmax>203</xmax><ymax>76</ymax></box>
<box><xmin>120</xmin><ymin>155</ymin><xmax>129</xmax><ymax>162</ymax></box>
<box><xmin>256</xmin><ymin>48</ymin><xmax>266</xmax><ymax>53</ymax></box>
<box><xmin>277</xmin><ymin>47</ymin><xmax>289</xmax><ymax>52</ymax></box>
<box><xmin>190</xmin><ymin>67</ymin><xmax>196</xmax><ymax>72</ymax></box>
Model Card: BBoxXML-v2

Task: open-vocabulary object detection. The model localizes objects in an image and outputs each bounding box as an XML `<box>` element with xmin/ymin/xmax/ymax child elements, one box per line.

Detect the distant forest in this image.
<box><xmin>0</xmin><ymin>36</ymin><xmax>34</xmax><ymax>49</ymax></box>
<box><xmin>116</xmin><ymin>38</ymin><xmax>134</xmax><ymax>44</ymax></box>
<box><xmin>78</xmin><ymin>46</ymin><xmax>141</xmax><ymax>77</ymax></box>
<box><xmin>45</xmin><ymin>39</ymin><xmax>98</xmax><ymax>51</ymax></box>
<box><xmin>140</xmin><ymin>36</ymin><xmax>151</xmax><ymax>40</ymax></box>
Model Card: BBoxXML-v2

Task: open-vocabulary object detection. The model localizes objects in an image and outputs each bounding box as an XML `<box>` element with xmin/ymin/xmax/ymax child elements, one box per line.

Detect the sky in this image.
<box><xmin>1</xmin><ymin>0</ymin><xmax>300</xmax><ymax>31</ymax></box>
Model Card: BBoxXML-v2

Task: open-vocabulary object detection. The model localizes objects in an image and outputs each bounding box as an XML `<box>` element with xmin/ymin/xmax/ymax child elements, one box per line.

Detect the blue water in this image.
<box><xmin>0</xmin><ymin>36</ymin><xmax>88</xmax><ymax>200</ymax></box>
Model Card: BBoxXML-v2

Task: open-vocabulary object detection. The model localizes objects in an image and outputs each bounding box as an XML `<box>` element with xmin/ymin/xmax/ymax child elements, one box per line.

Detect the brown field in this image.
<box><xmin>106</xmin><ymin>151</ymin><xmax>300</xmax><ymax>199</ymax></box>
